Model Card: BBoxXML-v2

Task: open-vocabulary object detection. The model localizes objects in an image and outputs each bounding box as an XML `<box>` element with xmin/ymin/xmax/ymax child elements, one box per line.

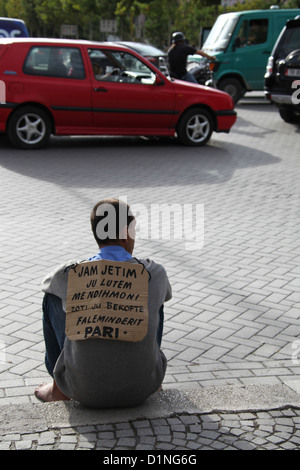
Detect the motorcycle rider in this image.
<box><xmin>168</xmin><ymin>31</ymin><xmax>216</xmax><ymax>83</ymax></box>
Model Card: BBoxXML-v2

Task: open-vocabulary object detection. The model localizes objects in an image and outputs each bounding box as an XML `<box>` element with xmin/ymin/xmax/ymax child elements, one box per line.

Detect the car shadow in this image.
<box><xmin>0</xmin><ymin>133</ymin><xmax>280</xmax><ymax>188</ymax></box>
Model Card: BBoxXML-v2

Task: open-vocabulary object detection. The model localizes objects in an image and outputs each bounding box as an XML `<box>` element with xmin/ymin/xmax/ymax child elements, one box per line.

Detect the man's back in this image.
<box><xmin>168</xmin><ymin>43</ymin><xmax>196</xmax><ymax>79</ymax></box>
<box><xmin>42</xmin><ymin>257</ymin><xmax>171</xmax><ymax>408</ymax></box>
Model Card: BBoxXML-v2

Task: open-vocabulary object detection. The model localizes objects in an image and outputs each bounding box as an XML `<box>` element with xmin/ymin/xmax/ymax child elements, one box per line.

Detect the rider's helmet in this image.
<box><xmin>172</xmin><ymin>32</ymin><xmax>185</xmax><ymax>44</ymax></box>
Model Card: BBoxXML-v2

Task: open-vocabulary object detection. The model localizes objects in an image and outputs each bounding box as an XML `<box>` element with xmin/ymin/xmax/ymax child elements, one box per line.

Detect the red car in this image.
<box><xmin>0</xmin><ymin>38</ymin><xmax>236</xmax><ymax>149</ymax></box>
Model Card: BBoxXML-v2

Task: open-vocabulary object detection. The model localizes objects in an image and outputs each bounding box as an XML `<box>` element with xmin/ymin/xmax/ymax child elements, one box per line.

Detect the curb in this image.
<box><xmin>2</xmin><ymin>384</ymin><xmax>300</xmax><ymax>435</ymax></box>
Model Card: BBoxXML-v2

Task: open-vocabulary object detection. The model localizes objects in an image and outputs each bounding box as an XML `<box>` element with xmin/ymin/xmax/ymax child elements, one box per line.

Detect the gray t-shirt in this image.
<box><xmin>41</xmin><ymin>257</ymin><xmax>172</xmax><ymax>408</ymax></box>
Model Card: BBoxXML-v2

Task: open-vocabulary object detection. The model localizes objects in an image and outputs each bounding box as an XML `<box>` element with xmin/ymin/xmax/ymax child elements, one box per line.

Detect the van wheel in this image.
<box><xmin>177</xmin><ymin>107</ymin><xmax>214</xmax><ymax>146</ymax></box>
<box><xmin>218</xmin><ymin>77</ymin><xmax>245</xmax><ymax>103</ymax></box>
<box><xmin>8</xmin><ymin>106</ymin><xmax>51</xmax><ymax>149</ymax></box>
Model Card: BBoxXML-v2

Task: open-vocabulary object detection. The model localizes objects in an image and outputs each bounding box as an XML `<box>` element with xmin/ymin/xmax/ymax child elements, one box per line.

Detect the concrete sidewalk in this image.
<box><xmin>2</xmin><ymin>384</ymin><xmax>300</xmax><ymax>450</ymax></box>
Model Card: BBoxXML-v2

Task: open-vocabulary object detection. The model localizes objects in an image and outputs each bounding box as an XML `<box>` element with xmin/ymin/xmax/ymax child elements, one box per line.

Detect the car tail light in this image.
<box><xmin>265</xmin><ymin>56</ymin><xmax>274</xmax><ymax>76</ymax></box>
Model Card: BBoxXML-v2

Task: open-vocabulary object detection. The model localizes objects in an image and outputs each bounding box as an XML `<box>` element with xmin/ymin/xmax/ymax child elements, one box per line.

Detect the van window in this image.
<box><xmin>88</xmin><ymin>49</ymin><xmax>156</xmax><ymax>84</ymax></box>
<box><xmin>204</xmin><ymin>14</ymin><xmax>239</xmax><ymax>51</ymax></box>
<box><xmin>235</xmin><ymin>19</ymin><xmax>268</xmax><ymax>48</ymax></box>
<box><xmin>23</xmin><ymin>46</ymin><xmax>85</xmax><ymax>79</ymax></box>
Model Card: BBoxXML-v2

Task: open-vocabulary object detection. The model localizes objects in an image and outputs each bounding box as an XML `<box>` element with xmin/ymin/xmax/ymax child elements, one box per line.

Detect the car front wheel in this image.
<box><xmin>218</xmin><ymin>77</ymin><xmax>245</xmax><ymax>104</ymax></box>
<box><xmin>177</xmin><ymin>107</ymin><xmax>214</xmax><ymax>146</ymax></box>
<box><xmin>7</xmin><ymin>106</ymin><xmax>51</xmax><ymax>149</ymax></box>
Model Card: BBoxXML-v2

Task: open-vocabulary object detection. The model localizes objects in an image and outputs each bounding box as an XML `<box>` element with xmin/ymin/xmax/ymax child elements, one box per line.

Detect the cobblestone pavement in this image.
<box><xmin>0</xmin><ymin>94</ymin><xmax>300</xmax><ymax>450</ymax></box>
<box><xmin>2</xmin><ymin>408</ymin><xmax>300</xmax><ymax>451</ymax></box>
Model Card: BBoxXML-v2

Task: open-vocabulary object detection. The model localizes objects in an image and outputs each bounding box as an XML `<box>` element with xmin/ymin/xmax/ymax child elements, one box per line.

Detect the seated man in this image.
<box><xmin>35</xmin><ymin>198</ymin><xmax>172</xmax><ymax>408</ymax></box>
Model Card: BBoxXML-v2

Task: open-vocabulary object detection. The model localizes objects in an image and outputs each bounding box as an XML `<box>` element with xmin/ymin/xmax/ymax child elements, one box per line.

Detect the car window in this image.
<box><xmin>235</xmin><ymin>19</ymin><xmax>268</xmax><ymax>47</ymax></box>
<box><xmin>88</xmin><ymin>48</ymin><xmax>156</xmax><ymax>84</ymax></box>
<box><xmin>23</xmin><ymin>46</ymin><xmax>85</xmax><ymax>79</ymax></box>
<box><xmin>276</xmin><ymin>27</ymin><xmax>300</xmax><ymax>58</ymax></box>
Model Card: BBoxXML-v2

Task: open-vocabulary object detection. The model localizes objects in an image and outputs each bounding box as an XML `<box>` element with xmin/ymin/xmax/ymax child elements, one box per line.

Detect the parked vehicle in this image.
<box><xmin>265</xmin><ymin>17</ymin><xmax>300</xmax><ymax>123</ymax></box>
<box><xmin>191</xmin><ymin>7</ymin><xmax>300</xmax><ymax>102</ymax></box>
<box><xmin>116</xmin><ymin>41</ymin><xmax>169</xmax><ymax>75</ymax></box>
<box><xmin>0</xmin><ymin>17</ymin><xmax>29</xmax><ymax>38</ymax></box>
<box><xmin>0</xmin><ymin>38</ymin><xmax>236</xmax><ymax>149</ymax></box>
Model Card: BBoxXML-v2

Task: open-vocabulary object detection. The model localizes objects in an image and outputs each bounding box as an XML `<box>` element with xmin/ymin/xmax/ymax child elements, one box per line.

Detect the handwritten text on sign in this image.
<box><xmin>66</xmin><ymin>260</ymin><xmax>149</xmax><ymax>342</ymax></box>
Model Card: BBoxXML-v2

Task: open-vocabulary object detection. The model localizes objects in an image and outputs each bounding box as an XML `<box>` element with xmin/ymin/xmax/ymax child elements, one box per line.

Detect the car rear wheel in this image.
<box><xmin>279</xmin><ymin>106</ymin><xmax>300</xmax><ymax>123</ymax></box>
<box><xmin>177</xmin><ymin>107</ymin><xmax>214</xmax><ymax>146</ymax></box>
<box><xmin>8</xmin><ymin>106</ymin><xmax>51</xmax><ymax>149</ymax></box>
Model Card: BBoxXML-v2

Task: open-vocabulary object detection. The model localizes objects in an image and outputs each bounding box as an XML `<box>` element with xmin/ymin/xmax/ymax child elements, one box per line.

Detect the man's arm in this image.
<box><xmin>41</xmin><ymin>260</ymin><xmax>83</xmax><ymax>311</ymax></box>
<box><xmin>195</xmin><ymin>49</ymin><xmax>216</xmax><ymax>61</ymax></box>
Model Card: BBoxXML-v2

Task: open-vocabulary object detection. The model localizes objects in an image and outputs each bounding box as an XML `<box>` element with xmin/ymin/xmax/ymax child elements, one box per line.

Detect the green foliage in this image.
<box><xmin>143</xmin><ymin>0</ymin><xmax>176</xmax><ymax>48</ymax></box>
<box><xmin>173</xmin><ymin>1</ymin><xmax>220</xmax><ymax>47</ymax></box>
<box><xmin>1</xmin><ymin>0</ymin><xmax>299</xmax><ymax>44</ymax></box>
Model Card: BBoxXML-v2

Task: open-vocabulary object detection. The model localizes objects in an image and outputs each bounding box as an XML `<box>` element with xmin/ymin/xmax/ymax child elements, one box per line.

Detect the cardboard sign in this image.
<box><xmin>65</xmin><ymin>260</ymin><xmax>149</xmax><ymax>342</ymax></box>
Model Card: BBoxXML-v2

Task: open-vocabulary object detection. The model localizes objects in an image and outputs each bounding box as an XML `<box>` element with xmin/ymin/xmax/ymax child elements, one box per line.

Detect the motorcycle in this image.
<box><xmin>187</xmin><ymin>60</ymin><xmax>215</xmax><ymax>87</ymax></box>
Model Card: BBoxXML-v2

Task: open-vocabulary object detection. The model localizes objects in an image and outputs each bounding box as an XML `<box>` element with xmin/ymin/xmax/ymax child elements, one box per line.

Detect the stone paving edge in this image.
<box><xmin>1</xmin><ymin>384</ymin><xmax>300</xmax><ymax>436</ymax></box>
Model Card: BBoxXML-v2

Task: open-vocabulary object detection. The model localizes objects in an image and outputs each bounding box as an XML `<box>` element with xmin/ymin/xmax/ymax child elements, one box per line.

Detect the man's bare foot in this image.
<box><xmin>34</xmin><ymin>380</ymin><xmax>70</xmax><ymax>402</ymax></box>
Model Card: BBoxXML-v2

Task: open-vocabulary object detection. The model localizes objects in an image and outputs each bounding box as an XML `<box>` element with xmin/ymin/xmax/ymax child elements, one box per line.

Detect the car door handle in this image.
<box><xmin>93</xmin><ymin>87</ymin><xmax>108</xmax><ymax>92</ymax></box>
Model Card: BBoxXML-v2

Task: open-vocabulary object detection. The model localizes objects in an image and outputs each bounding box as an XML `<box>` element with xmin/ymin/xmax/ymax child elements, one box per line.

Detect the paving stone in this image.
<box><xmin>0</xmin><ymin>98</ymin><xmax>300</xmax><ymax>449</ymax></box>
